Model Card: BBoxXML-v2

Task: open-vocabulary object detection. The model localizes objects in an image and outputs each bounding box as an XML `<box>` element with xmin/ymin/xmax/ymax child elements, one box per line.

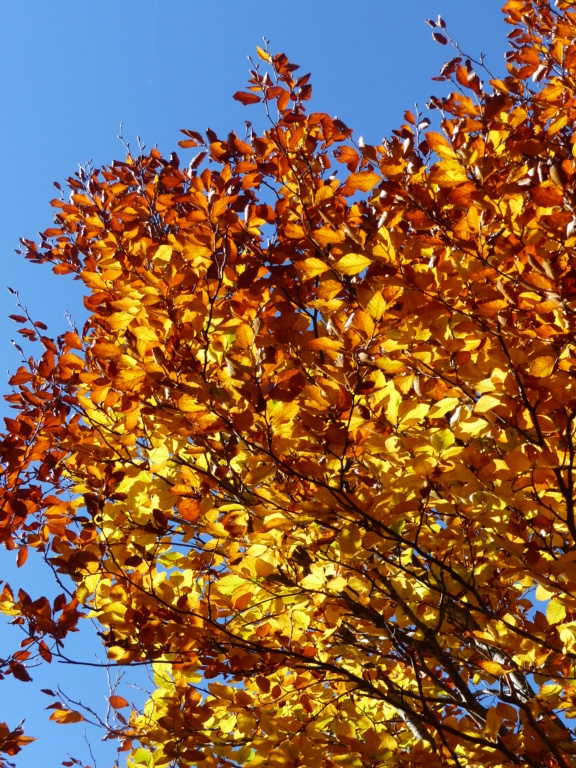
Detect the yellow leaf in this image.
<box><xmin>113</xmin><ymin>368</ymin><xmax>146</xmax><ymax>391</ymax></box>
<box><xmin>178</xmin><ymin>394</ymin><xmax>199</xmax><ymax>413</ymax></box>
<box><xmin>296</xmin><ymin>257</ymin><xmax>329</xmax><ymax>277</ymax></box>
<box><xmin>474</xmin><ymin>394</ymin><xmax>500</xmax><ymax>413</ymax></box>
<box><xmin>376</xmin><ymin>358</ymin><xmax>406</xmax><ymax>373</ymax></box>
<box><xmin>315</xmin><ymin>186</ymin><xmax>334</xmax><ymax>205</ymax></box>
<box><xmin>547</xmin><ymin>599</ymin><xmax>566</xmax><ymax>625</ymax></box>
<box><xmin>430</xmin><ymin>159</ymin><xmax>469</xmax><ymax>187</ymax></box>
<box><xmin>346</xmin><ymin>171</ymin><xmax>381</xmax><ymax>191</ymax></box>
<box><xmin>398</xmin><ymin>402</ymin><xmax>429</xmax><ymax>428</ymax></box>
<box><xmin>339</xmin><ymin>523</ymin><xmax>362</xmax><ymax>555</ymax></box>
<box><xmin>300</xmin><ymin>568</ymin><xmax>325</xmax><ymax>590</ymax></box>
<box><xmin>558</xmin><ymin>622</ymin><xmax>576</xmax><ymax>652</ymax></box>
<box><xmin>536</xmin><ymin>583</ymin><xmax>555</xmax><ymax>602</ymax></box>
<box><xmin>149</xmin><ymin>443</ymin><xmax>170</xmax><ymax>471</ymax></box>
<box><xmin>530</xmin><ymin>356</ymin><xmax>555</xmax><ymax>377</ymax></box>
<box><xmin>133</xmin><ymin>326</ymin><xmax>159</xmax><ymax>343</ymax></box>
<box><xmin>428</xmin><ymin>398</ymin><xmax>460</xmax><ymax>419</ymax></box>
<box><xmin>366</xmin><ymin>292</ymin><xmax>386</xmax><ymax>320</ymax></box>
<box><xmin>107</xmin><ymin>311</ymin><xmax>134</xmax><ymax>331</ymax></box>
<box><xmin>184</xmin><ymin>243</ymin><xmax>212</xmax><ymax>260</ymax></box>
<box><xmin>256</xmin><ymin>45</ymin><xmax>270</xmax><ymax>62</ymax></box>
<box><xmin>283</xmin><ymin>222</ymin><xmax>306</xmax><ymax>239</ymax></box>
<box><xmin>430</xmin><ymin>429</ymin><xmax>455</xmax><ymax>454</ymax></box>
<box><xmin>333</xmin><ymin>253</ymin><xmax>372</xmax><ymax>276</ymax></box>
<box><xmin>154</xmin><ymin>245</ymin><xmax>173</xmax><ymax>262</ymax></box>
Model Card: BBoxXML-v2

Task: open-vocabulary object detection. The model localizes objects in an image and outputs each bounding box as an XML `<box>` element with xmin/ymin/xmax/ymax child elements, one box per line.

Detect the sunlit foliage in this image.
<box><xmin>2</xmin><ymin>1</ymin><xmax>576</xmax><ymax>765</ymax></box>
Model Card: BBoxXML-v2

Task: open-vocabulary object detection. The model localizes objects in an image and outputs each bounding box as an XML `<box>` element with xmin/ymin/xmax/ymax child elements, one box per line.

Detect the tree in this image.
<box><xmin>2</xmin><ymin>0</ymin><xmax>576</xmax><ymax>765</ymax></box>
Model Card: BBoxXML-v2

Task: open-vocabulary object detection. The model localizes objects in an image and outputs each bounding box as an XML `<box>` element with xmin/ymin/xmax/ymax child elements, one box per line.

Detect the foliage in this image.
<box><xmin>3</xmin><ymin>1</ymin><xmax>576</xmax><ymax>765</ymax></box>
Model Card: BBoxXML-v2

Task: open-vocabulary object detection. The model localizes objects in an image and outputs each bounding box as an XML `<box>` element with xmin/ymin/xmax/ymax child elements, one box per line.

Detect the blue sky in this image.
<box><xmin>0</xmin><ymin>1</ymin><xmax>508</xmax><ymax>765</ymax></box>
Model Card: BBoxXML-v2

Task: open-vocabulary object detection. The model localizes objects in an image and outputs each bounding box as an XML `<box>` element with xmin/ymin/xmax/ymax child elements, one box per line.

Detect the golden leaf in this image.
<box><xmin>295</xmin><ymin>257</ymin><xmax>329</xmax><ymax>277</ymax></box>
<box><xmin>236</xmin><ymin>323</ymin><xmax>255</xmax><ymax>349</ymax></box>
<box><xmin>308</xmin><ymin>337</ymin><xmax>344</xmax><ymax>351</ymax></box>
<box><xmin>529</xmin><ymin>356</ymin><xmax>555</xmax><ymax>377</ymax></box>
<box><xmin>256</xmin><ymin>46</ymin><xmax>270</xmax><ymax>62</ymax></box>
<box><xmin>333</xmin><ymin>253</ymin><xmax>371</xmax><ymax>275</ymax></box>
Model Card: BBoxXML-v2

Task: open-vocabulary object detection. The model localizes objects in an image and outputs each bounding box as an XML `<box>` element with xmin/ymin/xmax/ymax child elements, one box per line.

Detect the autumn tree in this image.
<box><xmin>3</xmin><ymin>0</ymin><xmax>576</xmax><ymax>765</ymax></box>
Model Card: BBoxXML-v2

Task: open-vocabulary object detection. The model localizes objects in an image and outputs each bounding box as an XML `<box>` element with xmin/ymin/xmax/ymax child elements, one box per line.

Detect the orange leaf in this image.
<box><xmin>308</xmin><ymin>337</ymin><xmax>343</xmax><ymax>351</ymax></box>
<box><xmin>236</xmin><ymin>324</ymin><xmax>255</xmax><ymax>349</ymax></box>
<box><xmin>233</xmin><ymin>91</ymin><xmax>261</xmax><ymax>106</ymax></box>
<box><xmin>179</xmin><ymin>498</ymin><xmax>200</xmax><ymax>522</ymax></box>
<box><xmin>345</xmin><ymin>171</ymin><xmax>381</xmax><ymax>192</ymax></box>
<box><xmin>16</xmin><ymin>547</ymin><xmax>28</xmax><ymax>568</ymax></box>
<box><xmin>109</xmin><ymin>695</ymin><xmax>129</xmax><ymax>709</ymax></box>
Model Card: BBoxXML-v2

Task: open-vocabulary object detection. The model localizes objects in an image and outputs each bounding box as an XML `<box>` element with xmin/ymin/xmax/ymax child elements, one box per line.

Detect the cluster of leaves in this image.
<box><xmin>3</xmin><ymin>0</ymin><xmax>576</xmax><ymax>765</ymax></box>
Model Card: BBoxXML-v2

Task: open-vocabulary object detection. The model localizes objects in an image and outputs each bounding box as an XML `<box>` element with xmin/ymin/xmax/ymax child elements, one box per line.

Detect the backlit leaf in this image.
<box><xmin>345</xmin><ymin>171</ymin><xmax>381</xmax><ymax>192</ymax></box>
<box><xmin>333</xmin><ymin>253</ymin><xmax>371</xmax><ymax>275</ymax></box>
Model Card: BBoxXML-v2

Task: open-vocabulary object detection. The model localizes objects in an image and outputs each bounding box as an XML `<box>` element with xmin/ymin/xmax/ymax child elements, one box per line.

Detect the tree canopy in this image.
<box><xmin>3</xmin><ymin>1</ymin><xmax>576</xmax><ymax>766</ymax></box>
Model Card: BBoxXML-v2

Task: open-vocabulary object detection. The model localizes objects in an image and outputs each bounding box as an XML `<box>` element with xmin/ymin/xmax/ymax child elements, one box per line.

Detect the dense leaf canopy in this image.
<box><xmin>3</xmin><ymin>1</ymin><xmax>576</xmax><ymax>766</ymax></box>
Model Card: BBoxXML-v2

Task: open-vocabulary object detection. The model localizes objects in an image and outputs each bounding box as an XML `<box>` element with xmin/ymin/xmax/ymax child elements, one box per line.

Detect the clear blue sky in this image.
<box><xmin>0</xmin><ymin>2</ymin><xmax>507</xmax><ymax>765</ymax></box>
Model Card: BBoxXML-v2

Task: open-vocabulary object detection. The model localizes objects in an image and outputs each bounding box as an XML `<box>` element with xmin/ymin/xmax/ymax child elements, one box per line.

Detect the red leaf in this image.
<box><xmin>433</xmin><ymin>32</ymin><xmax>448</xmax><ymax>45</ymax></box>
<box><xmin>11</xmin><ymin>662</ymin><xmax>32</xmax><ymax>682</ymax></box>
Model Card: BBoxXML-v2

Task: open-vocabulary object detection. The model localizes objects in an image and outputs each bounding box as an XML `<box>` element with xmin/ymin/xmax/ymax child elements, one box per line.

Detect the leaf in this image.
<box><xmin>366</xmin><ymin>292</ymin><xmax>386</xmax><ymax>320</ymax></box>
<box><xmin>16</xmin><ymin>547</ymin><xmax>28</xmax><ymax>568</ymax></box>
<box><xmin>256</xmin><ymin>46</ymin><xmax>270</xmax><ymax>62</ymax></box>
<box><xmin>432</xmin><ymin>32</ymin><xmax>448</xmax><ymax>45</ymax></box>
<box><xmin>308</xmin><ymin>337</ymin><xmax>344</xmax><ymax>351</ymax></box>
<box><xmin>295</xmin><ymin>257</ymin><xmax>329</xmax><ymax>278</ymax></box>
<box><xmin>480</xmin><ymin>661</ymin><xmax>506</xmax><ymax>677</ymax></box>
<box><xmin>233</xmin><ymin>91</ymin><xmax>261</xmax><ymax>106</ymax></box>
<box><xmin>428</xmin><ymin>398</ymin><xmax>460</xmax><ymax>419</ymax></box>
<box><xmin>345</xmin><ymin>171</ymin><xmax>381</xmax><ymax>192</ymax></box>
<box><xmin>333</xmin><ymin>253</ymin><xmax>372</xmax><ymax>275</ymax></box>
<box><xmin>426</xmin><ymin>132</ymin><xmax>458</xmax><ymax>160</ymax></box>
<box><xmin>398</xmin><ymin>402</ymin><xmax>429</xmax><ymax>428</ymax></box>
<box><xmin>529</xmin><ymin>356</ymin><xmax>555</xmax><ymax>377</ymax></box>
<box><xmin>429</xmin><ymin>159</ymin><xmax>469</xmax><ymax>187</ymax></box>
<box><xmin>236</xmin><ymin>323</ymin><xmax>255</xmax><ymax>349</ymax></box>
<box><xmin>154</xmin><ymin>245</ymin><xmax>173</xmax><ymax>262</ymax></box>
<box><xmin>485</xmin><ymin>707</ymin><xmax>503</xmax><ymax>740</ymax></box>
<box><xmin>547</xmin><ymin>599</ymin><xmax>566</xmax><ymax>625</ymax></box>
<box><xmin>109</xmin><ymin>695</ymin><xmax>129</xmax><ymax>709</ymax></box>
<box><xmin>474</xmin><ymin>394</ymin><xmax>500</xmax><ymax>413</ymax></box>
<box><xmin>10</xmin><ymin>663</ymin><xmax>32</xmax><ymax>682</ymax></box>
